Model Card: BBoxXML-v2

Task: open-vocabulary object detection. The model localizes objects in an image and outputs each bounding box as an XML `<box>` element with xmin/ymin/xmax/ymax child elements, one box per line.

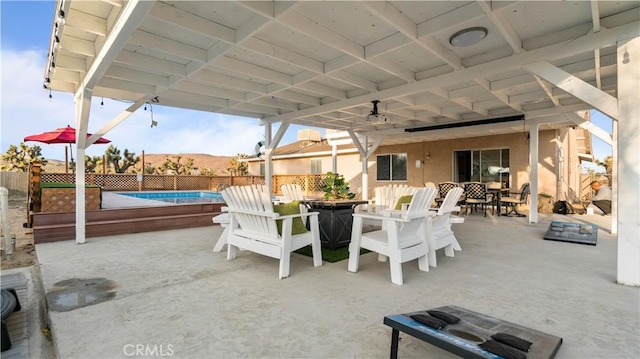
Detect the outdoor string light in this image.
<box><xmin>145</xmin><ymin>102</ymin><xmax>157</xmax><ymax>128</ymax></box>
<box><xmin>43</xmin><ymin>1</ymin><xmax>66</xmax><ymax>91</ymax></box>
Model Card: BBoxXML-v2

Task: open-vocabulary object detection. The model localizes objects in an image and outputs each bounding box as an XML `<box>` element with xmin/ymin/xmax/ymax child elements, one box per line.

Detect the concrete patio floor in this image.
<box><xmin>35</xmin><ymin>212</ymin><xmax>639</xmax><ymax>358</ymax></box>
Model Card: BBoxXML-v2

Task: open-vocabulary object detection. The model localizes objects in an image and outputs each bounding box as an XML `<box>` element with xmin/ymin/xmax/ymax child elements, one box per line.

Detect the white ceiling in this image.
<box><xmin>45</xmin><ymin>0</ymin><xmax>639</xmax><ymax>145</ymax></box>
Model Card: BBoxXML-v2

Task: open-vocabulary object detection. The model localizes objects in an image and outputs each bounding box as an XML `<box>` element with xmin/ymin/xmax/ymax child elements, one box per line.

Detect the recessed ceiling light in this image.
<box><xmin>449</xmin><ymin>27</ymin><xmax>488</xmax><ymax>47</ymax></box>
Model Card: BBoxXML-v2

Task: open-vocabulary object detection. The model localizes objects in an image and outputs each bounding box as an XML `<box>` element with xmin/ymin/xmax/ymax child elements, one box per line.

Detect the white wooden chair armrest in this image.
<box><xmin>294</xmin><ymin>211</ymin><xmax>319</xmax><ymax>219</ymax></box>
<box><xmin>382</xmin><ymin>209</ymin><xmax>405</xmax><ymax>216</ymax></box>
<box><xmin>212</xmin><ymin>212</ymin><xmax>230</xmax><ymax>224</ymax></box>
<box><xmin>353</xmin><ymin>212</ymin><xmax>410</xmax><ymax>223</ymax></box>
<box><xmin>226</xmin><ymin>208</ymin><xmax>280</xmax><ymax>218</ymax></box>
<box><xmin>275</xmin><ymin>211</ymin><xmax>319</xmax><ymax>220</ymax></box>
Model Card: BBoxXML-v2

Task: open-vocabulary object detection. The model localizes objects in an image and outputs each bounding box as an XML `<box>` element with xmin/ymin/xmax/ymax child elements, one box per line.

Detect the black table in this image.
<box><xmin>488</xmin><ymin>188</ymin><xmax>510</xmax><ymax>216</ymax></box>
<box><xmin>301</xmin><ymin>200</ymin><xmax>368</xmax><ymax>249</ymax></box>
<box><xmin>384</xmin><ymin>305</ymin><xmax>562</xmax><ymax>359</ymax></box>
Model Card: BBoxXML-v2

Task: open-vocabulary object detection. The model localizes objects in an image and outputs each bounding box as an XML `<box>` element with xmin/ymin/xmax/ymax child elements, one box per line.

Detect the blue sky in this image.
<box><xmin>1</xmin><ymin>1</ymin><xmax>612</xmax><ymax>170</ymax></box>
<box><xmin>585</xmin><ymin>110</ymin><xmax>613</xmax><ymax>171</ymax></box>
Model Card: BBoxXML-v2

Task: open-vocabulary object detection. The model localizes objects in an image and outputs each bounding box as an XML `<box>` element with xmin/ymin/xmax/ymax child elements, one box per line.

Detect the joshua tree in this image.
<box><xmin>199</xmin><ymin>167</ymin><xmax>218</xmax><ymax>176</ymax></box>
<box><xmin>83</xmin><ymin>155</ymin><xmax>104</xmax><ymax>173</ymax></box>
<box><xmin>105</xmin><ymin>145</ymin><xmax>140</xmax><ymax>173</ymax></box>
<box><xmin>157</xmin><ymin>155</ymin><xmax>195</xmax><ymax>175</ymax></box>
<box><xmin>144</xmin><ymin>162</ymin><xmax>157</xmax><ymax>174</ymax></box>
<box><xmin>1</xmin><ymin>143</ymin><xmax>48</xmax><ymax>172</ymax></box>
<box><xmin>226</xmin><ymin>153</ymin><xmax>249</xmax><ymax>176</ymax></box>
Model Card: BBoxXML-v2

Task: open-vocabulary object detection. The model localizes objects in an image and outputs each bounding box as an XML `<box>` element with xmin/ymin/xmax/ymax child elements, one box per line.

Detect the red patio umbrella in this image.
<box><xmin>24</xmin><ymin>126</ymin><xmax>111</xmax><ymax>173</ymax></box>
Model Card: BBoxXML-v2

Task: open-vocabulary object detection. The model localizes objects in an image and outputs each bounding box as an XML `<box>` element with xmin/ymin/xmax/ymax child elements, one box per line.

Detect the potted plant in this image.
<box><xmin>321</xmin><ymin>172</ymin><xmax>355</xmax><ymax>200</ymax></box>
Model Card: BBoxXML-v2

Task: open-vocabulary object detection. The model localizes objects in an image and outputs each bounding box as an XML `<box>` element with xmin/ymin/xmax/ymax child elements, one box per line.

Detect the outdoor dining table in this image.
<box><xmin>487</xmin><ymin>187</ymin><xmax>510</xmax><ymax>216</ymax></box>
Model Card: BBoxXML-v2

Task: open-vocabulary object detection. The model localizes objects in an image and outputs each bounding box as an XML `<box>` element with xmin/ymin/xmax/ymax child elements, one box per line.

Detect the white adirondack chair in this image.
<box><xmin>363</xmin><ymin>185</ymin><xmax>417</xmax><ymax>229</ymax></box>
<box><xmin>212</xmin><ymin>184</ymin><xmax>268</xmax><ymax>252</ymax></box>
<box><xmin>281</xmin><ymin>184</ymin><xmax>305</xmax><ymax>201</ymax></box>
<box><xmin>221</xmin><ymin>185</ymin><xmax>322</xmax><ymax>279</ymax></box>
<box><xmin>373</xmin><ymin>185</ymin><xmax>417</xmax><ymax>213</ymax></box>
<box><xmin>427</xmin><ymin>186</ymin><xmax>464</xmax><ymax>267</ymax></box>
<box><xmin>348</xmin><ymin>187</ymin><xmax>438</xmax><ymax>285</ymax></box>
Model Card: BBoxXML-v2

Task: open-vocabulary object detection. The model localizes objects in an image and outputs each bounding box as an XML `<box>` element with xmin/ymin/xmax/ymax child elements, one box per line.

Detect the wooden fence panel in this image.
<box><xmin>34</xmin><ymin>173</ymin><xmax>325</xmax><ymax>193</ymax></box>
<box><xmin>274</xmin><ymin>174</ymin><xmax>324</xmax><ymax>195</ymax></box>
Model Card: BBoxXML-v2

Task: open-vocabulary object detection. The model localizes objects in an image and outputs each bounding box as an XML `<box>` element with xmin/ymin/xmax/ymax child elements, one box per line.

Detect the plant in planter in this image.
<box><xmin>321</xmin><ymin>172</ymin><xmax>355</xmax><ymax>200</ymax></box>
<box><xmin>538</xmin><ymin>192</ymin><xmax>555</xmax><ymax>213</ymax></box>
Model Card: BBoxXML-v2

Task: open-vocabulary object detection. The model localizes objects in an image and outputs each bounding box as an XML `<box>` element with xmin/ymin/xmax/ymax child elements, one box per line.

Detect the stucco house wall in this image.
<box><xmin>247</xmin><ymin>129</ymin><xmax>579</xmax><ymax>202</ymax></box>
<box><xmin>361</xmin><ymin>130</ymin><xmax>558</xmax><ymax>199</ymax></box>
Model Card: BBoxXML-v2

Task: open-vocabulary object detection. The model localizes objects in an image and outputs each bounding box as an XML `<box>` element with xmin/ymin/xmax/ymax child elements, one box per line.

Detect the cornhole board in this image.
<box><xmin>544</xmin><ymin>221</ymin><xmax>597</xmax><ymax>246</ymax></box>
<box><xmin>384</xmin><ymin>305</ymin><xmax>562</xmax><ymax>359</ymax></box>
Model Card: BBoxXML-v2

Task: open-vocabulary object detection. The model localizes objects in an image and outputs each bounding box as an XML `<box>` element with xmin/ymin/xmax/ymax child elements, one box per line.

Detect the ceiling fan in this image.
<box><xmin>365</xmin><ymin>100</ymin><xmax>388</xmax><ymax>123</ymax></box>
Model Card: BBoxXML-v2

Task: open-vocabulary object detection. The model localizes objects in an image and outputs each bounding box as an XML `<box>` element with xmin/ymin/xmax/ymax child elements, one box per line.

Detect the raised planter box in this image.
<box><xmin>39</xmin><ymin>183</ymin><xmax>102</xmax><ymax>213</ymax></box>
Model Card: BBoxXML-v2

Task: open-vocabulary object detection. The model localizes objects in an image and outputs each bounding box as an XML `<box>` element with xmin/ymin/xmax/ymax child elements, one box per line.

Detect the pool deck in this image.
<box><xmin>34</xmin><ymin>211</ymin><xmax>639</xmax><ymax>358</ymax></box>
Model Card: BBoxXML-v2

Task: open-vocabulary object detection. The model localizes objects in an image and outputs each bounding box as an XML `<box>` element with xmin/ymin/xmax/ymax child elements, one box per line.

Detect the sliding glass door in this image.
<box><xmin>454</xmin><ymin>149</ymin><xmax>510</xmax><ymax>187</ymax></box>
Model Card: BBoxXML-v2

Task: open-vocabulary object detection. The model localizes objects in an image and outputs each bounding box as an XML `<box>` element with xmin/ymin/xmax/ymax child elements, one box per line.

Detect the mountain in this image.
<box><xmin>143</xmin><ymin>153</ymin><xmax>234</xmax><ymax>173</ymax></box>
<box><xmin>40</xmin><ymin>153</ymin><xmax>235</xmax><ymax>174</ymax></box>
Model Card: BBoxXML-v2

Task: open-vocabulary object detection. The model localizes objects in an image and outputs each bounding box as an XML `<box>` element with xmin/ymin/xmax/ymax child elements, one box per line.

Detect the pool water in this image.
<box><xmin>119</xmin><ymin>191</ymin><xmax>224</xmax><ymax>204</ymax></box>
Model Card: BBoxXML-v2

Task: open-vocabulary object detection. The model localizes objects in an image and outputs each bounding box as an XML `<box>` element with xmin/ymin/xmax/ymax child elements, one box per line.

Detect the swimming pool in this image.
<box><xmin>118</xmin><ymin>191</ymin><xmax>224</xmax><ymax>204</ymax></box>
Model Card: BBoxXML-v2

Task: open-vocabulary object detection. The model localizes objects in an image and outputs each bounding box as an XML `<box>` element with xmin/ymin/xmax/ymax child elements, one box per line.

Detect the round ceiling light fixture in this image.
<box><xmin>449</xmin><ymin>27</ymin><xmax>488</xmax><ymax>47</ymax></box>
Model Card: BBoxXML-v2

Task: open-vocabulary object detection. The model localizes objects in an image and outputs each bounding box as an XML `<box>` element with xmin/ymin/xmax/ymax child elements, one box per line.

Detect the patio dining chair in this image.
<box><xmin>222</xmin><ymin>185</ymin><xmax>322</xmax><ymax>278</ymax></box>
<box><xmin>500</xmin><ymin>183</ymin><xmax>530</xmax><ymax>217</ymax></box>
<box><xmin>464</xmin><ymin>182</ymin><xmax>493</xmax><ymax>217</ymax></box>
<box><xmin>435</xmin><ymin>182</ymin><xmax>460</xmax><ymax>208</ymax></box>
<box><xmin>348</xmin><ymin>187</ymin><xmax>438</xmax><ymax>285</ymax></box>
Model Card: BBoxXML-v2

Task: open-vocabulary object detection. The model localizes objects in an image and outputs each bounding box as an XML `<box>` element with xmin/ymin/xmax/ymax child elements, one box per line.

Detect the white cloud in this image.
<box><xmin>1</xmin><ymin>49</ymin><xmax>311</xmax><ymax>160</ymax></box>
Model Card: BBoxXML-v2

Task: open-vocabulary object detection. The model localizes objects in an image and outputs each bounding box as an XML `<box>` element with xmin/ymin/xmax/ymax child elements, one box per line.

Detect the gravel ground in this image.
<box><xmin>1</xmin><ymin>190</ymin><xmax>36</xmax><ymax>270</ymax></box>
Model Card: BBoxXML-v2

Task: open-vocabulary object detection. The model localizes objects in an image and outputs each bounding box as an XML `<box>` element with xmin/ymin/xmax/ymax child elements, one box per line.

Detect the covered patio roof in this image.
<box><xmin>43</xmin><ymin>1</ymin><xmax>639</xmax><ymax>286</ymax></box>
<box><xmin>45</xmin><ymin>0</ymin><xmax>636</xmax><ymax>143</ymax></box>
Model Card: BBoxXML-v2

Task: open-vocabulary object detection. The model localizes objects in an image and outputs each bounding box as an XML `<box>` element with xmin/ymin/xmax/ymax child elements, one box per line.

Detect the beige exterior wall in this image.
<box><xmin>363</xmin><ymin>130</ymin><xmax>558</xmax><ymax>199</ymax></box>
<box><xmin>246</xmin><ymin>129</ymin><xmax>590</xmax><ymax>202</ymax></box>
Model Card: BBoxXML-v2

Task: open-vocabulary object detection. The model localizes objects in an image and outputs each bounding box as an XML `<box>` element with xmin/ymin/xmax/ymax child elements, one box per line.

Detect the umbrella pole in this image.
<box><xmin>65</xmin><ymin>146</ymin><xmax>69</xmax><ymax>174</ymax></box>
<box><xmin>69</xmin><ymin>144</ymin><xmax>74</xmax><ymax>172</ymax></box>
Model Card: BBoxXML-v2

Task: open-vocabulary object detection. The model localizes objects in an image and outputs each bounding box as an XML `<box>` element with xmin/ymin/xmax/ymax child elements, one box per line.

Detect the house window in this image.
<box><xmin>310</xmin><ymin>159</ymin><xmax>322</xmax><ymax>174</ymax></box>
<box><xmin>376</xmin><ymin>153</ymin><xmax>407</xmax><ymax>181</ymax></box>
<box><xmin>454</xmin><ymin>149</ymin><xmax>510</xmax><ymax>187</ymax></box>
<box><xmin>259</xmin><ymin>163</ymin><xmax>265</xmax><ymax>176</ymax></box>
